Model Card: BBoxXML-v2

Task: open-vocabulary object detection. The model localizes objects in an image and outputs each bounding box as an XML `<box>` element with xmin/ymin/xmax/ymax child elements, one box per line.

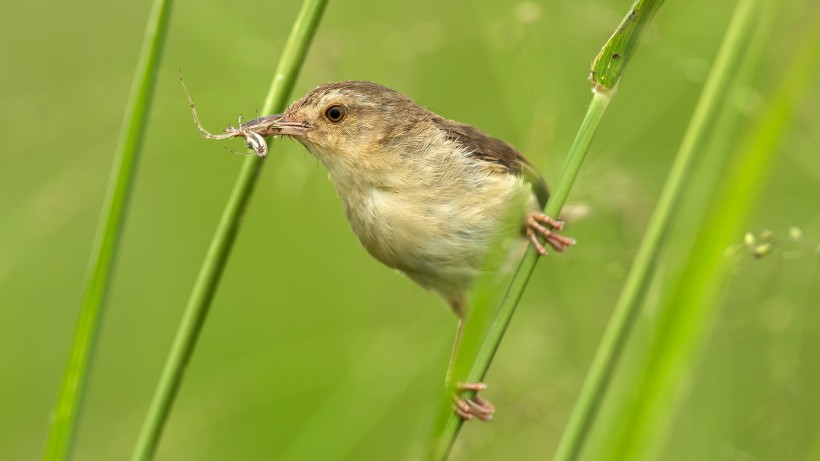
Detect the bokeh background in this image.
<box><xmin>2</xmin><ymin>0</ymin><xmax>819</xmax><ymax>459</ymax></box>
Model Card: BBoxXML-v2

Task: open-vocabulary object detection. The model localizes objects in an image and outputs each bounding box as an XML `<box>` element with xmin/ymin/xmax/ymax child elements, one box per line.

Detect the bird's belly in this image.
<box><xmin>344</xmin><ymin>183</ymin><xmax>530</xmax><ymax>296</ymax></box>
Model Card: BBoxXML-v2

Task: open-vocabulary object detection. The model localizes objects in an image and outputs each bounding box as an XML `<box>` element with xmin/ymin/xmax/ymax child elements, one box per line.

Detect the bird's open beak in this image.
<box><xmin>240</xmin><ymin>113</ymin><xmax>310</xmax><ymax>137</ymax></box>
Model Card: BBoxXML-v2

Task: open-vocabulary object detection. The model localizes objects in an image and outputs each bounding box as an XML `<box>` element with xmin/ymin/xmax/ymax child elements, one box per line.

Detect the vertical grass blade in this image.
<box><xmin>428</xmin><ymin>1</ymin><xmax>664</xmax><ymax>459</ymax></box>
<box><xmin>130</xmin><ymin>1</ymin><xmax>328</xmax><ymax>460</ymax></box>
<box><xmin>551</xmin><ymin>1</ymin><xmax>764</xmax><ymax>460</ymax></box>
<box><xmin>604</xmin><ymin>8</ymin><xmax>820</xmax><ymax>458</ymax></box>
<box><xmin>43</xmin><ymin>0</ymin><xmax>175</xmax><ymax>459</ymax></box>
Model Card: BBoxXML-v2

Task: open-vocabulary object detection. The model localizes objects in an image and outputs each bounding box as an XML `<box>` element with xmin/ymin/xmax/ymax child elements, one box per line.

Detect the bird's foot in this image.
<box><xmin>526</xmin><ymin>212</ymin><xmax>576</xmax><ymax>255</ymax></box>
<box><xmin>453</xmin><ymin>382</ymin><xmax>495</xmax><ymax>421</ymax></box>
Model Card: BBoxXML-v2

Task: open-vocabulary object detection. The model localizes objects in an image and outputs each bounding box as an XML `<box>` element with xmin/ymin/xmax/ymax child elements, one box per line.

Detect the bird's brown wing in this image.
<box><xmin>434</xmin><ymin>117</ymin><xmax>549</xmax><ymax>208</ymax></box>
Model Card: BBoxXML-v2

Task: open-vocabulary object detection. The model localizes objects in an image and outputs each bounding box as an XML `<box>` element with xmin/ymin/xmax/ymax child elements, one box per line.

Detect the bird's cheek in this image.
<box><xmin>299</xmin><ymin>132</ymin><xmax>323</xmax><ymax>152</ymax></box>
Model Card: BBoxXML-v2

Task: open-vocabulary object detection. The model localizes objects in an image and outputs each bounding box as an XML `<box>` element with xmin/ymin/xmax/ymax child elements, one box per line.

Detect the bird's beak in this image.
<box><xmin>240</xmin><ymin>113</ymin><xmax>310</xmax><ymax>138</ymax></box>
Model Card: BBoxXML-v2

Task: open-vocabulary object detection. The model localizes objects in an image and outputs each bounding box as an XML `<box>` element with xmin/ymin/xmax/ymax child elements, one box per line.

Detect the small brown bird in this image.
<box><xmin>186</xmin><ymin>80</ymin><xmax>574</xmax><ymax>420</ymax></box>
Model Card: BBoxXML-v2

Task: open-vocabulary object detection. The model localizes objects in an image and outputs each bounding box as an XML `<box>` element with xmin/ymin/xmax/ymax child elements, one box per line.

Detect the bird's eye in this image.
<box><xmin>324</xmin><ymin>105</ymin><xmax>346</xmax><ymax>123</ymax></box>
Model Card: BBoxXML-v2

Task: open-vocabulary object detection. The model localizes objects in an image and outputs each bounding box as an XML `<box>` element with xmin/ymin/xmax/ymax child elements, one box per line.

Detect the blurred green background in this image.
<box><xmin>1</xmin><ymin>0</ymin><xmax>818</xmax><ymax>459</ymax></box>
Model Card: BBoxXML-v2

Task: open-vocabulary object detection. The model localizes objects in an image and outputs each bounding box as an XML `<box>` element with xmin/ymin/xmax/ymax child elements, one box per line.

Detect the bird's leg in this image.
<box><xmin>525</xmin><ymin>212</ymin><xmax>576</xmax><ymax>255</ymax></box>
<box><xmin>448</xmin><ymin>317</ymin><xmax>495</xmax><ymax>421</ymax></box>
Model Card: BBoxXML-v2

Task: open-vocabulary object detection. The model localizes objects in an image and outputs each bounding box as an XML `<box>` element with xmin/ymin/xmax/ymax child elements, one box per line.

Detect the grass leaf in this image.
<box><xmin>552</xmin><ymin>0</ymin><xmax>767</xmax><ymax>459</ymax></box>
<box><xmin>44</xmin><ymin>0</ymin><xmax>175</xmax><ymax>459</ymax></box>
<box><xmin>595</xmin><ymin>3</ymin><xmax>820</xmax><ymax>459</ymax></box>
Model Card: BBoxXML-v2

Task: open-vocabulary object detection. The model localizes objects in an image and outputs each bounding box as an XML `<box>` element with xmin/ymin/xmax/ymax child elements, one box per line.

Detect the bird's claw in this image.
<box><xmin>526</xmin><ymin>212</ymin><xmax>576</xmax><ymax>255</ymax></box>
<box><xmin>453</xmin><ymin>382</ymin><xmax>495</xmax><ymax>421</ymax></box>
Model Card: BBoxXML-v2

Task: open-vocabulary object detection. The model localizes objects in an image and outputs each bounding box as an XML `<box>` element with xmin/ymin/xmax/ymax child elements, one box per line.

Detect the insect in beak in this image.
<box><xmin>179</xmin><ymin>72</ymin><xmax>309</xmax><ymax>158</ymax></box>
<box><xmin>240</xmin><ymin>130</ymin><xmax>268</xmax><ymax>157</ymax></box>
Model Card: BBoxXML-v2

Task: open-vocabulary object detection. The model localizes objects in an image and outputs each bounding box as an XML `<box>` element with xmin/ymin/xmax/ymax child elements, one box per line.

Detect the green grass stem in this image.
<box><xmin>428</xmin><ymin>3</ymin><xmax>665</xmax><ymax>458</ymax></box>
<box><xmin>552</xmin><ymin>1</ymin><xmax>764</xmax><ymax>459</ymax></box>
<box><xmin>129</xmin><ymin>1</ymin><xmax>328</xmax><ymax>459</ymax></box>
<box><xmin>429</xmin><ymin>91</ymin><xmax>610</xmax><ymax>461</ymax></box>
<box><xmin>43</xmin><ymin>0</ymin><xmax>174</xmax><ymax>459</ymax></box>
<box><xmin>604</xmin><ymin>7</ymin><xmax>820</xmax><ymax>458</ymax></box>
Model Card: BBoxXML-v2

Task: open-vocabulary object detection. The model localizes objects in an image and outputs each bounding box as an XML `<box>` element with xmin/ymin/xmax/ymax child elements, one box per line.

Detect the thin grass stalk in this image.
<box><xmin>43</xmin><ymin>0</ymin><xmax>174</xmax><ymax>459</ymax></box>
<box><xmin>551</xmin><ymin>0</ymin><xmax>763</xmax><ymax>459</ymax></box>
<box><xmin>428</xmin><ymin>2</ymin><xmax>664</xmax><ymax>458</ymax></box>
<box><xmin>130</xmin><ymin>1</ymin><xmax>328</xmax><ymax>459</ymax></box>
<box><xmin>429</xmin><ymin>92</ymin><xmax>609</xmax><ymax>461</ymax></box>
<box><xmin>606</xmin><ymin>9</ymin><xmax>820</xmax><ymax>458</ymax></box>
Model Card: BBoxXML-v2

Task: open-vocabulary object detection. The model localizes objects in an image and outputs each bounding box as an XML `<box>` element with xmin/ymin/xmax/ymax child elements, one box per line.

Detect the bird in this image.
<box><xmin>185</xmin><ymin>80</ymin><xmax>575</xmax><ymax>420</ymax></box>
